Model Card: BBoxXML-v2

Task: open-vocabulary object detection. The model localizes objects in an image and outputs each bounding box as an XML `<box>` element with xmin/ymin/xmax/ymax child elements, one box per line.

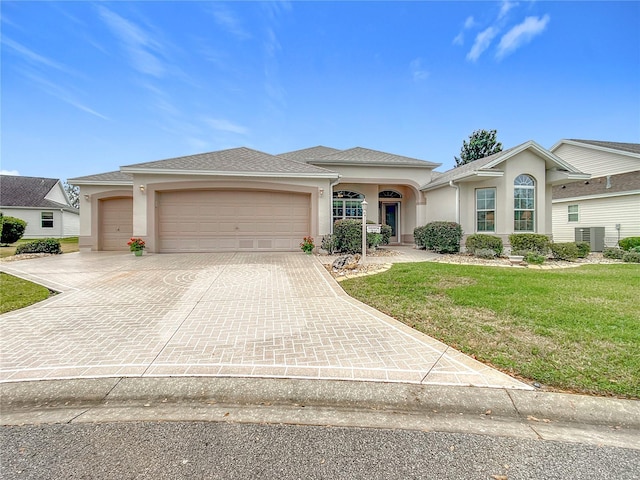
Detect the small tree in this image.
<box><xmin>64</xmin><ymin>182</ymin><xmax>80</xmax><ymax>209</ymax></box>
<box><xmin>1</xmin><ymin>215</ymin><xmax>27</xmax><ymax>245</ymax></box>
<box><xmin>454</xmin><ymin>129</ymin><xmax>503</xmax><ymax>167</ymax></box>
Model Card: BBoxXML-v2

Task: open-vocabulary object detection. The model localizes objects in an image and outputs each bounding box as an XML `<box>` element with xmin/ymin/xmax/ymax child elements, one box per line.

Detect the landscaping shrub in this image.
<box><xmin>333</xmin><ymin>220</ymin><xmax>389</xmax><ymax>253</ymax></box>
<box><xmin>632</xmin><ymin>246</ymin><xmax>640</xmax><ymax>253</ymax></box>
<box><xmin>15</xmin><ymin>238</ymin><xmax>62</xmax><ymax>255</ymax></box>
<box><xmin>465</xmin><ymin>234</ymin><xmax>503</xmax><ymax>256</ymax></box>
<box><xmin>575</xmin><ymin>241</ymin><xmax>590</xmax><ymax>258</ymax></box>
<box><xmin>509</xmin><ymin>233</ymin><xmax>550</xmax><ymax>255</ymax></box>
<box><xmin>380</xmin><ymin>224</ymin><xmax>393</xmax><ymax>245</ymax></box>
<box><xmin>1</xmin><ymin>216</ymin><xmax>27</xmax><ymax>245</ymax></box>
<box><xmin>413</xmin><ymin>225</ymin><xmax>429</xmax><ymax>249</ymax></box>
<box><xmin>418</xmin><ymin>221</ymin><xmax>462</xmax><ymax>253</ymax></box>
<box><xmin>524</xmin><ymin>251</ymin><xmax>546</xmax><ymax>265</ymax></box>
<box><xmin>474</xmin><ymin>248</ymin><xmax>498</xmax><ymax>259</ymax></box>
<box><xmin>619</xmin><ymin>237</ymin><xmax>640</xmax><ymax>251</ymax></box>
<box><xmin>622</xmin><ymin>251</ymin><xmax>640</xmax><ymax>263</ymax></box>
<box><xmin>550</xmin><ymin>242</ymin><xmax>580</xmax><ymax>261</ymax></box>
<box><xmin>603</xmin><ymin>247</ymin><xmax>625</xmax><ymax>260</ymax></box>
<box><xmin>321</xmin><ymin>234</ymin><xmax>337</xmax><ymax>254</ymax></box>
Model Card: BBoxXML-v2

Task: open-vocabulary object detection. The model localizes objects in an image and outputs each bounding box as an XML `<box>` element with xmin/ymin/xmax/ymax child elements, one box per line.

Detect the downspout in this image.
<box><xmin>449</xmin><ymin>180</ymin><xmax>460</xmax><ymax>223</ymax></box>
<box><xmin>329</xmin><ymin>175</ymin><xmax>342</xmax><ymax>234</ymax></box>
<box><xmin>60</xmin><ymin>208</ymin><xmax>65</xmax><ymax>237</ymax></box>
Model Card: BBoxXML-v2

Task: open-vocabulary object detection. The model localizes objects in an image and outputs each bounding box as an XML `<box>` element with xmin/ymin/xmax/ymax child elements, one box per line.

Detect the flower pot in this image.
<box><xmin>134</xmin><ymin>250</ymin><xmax>143</xmax><ymax>256</ymax></box>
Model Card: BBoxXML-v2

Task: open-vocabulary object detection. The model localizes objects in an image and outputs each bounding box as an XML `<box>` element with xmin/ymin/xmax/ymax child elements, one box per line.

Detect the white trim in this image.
<box><xmin>119</xmin><ymin>167</ymin><xmax>339</xmax><ymax>179</ymax></box>
<box><xmin>552</xmin><ymin>190</ymin><xmax>640</xmax><ymax>203</ymax></box>
<box><xmin>70</xmin><ymin>180</ymin><xmax>133</xmax><ymax>186</ymax></box>
<box><xmin>550</xmin><ymin>139</ymin><xmax>640</xmax><ymax>159</ymax></box>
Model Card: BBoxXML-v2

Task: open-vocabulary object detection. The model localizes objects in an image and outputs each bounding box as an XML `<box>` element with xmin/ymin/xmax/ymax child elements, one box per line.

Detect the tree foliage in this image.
<box><xmin>454</xmin><ymin>129</ymin><xmax>503</xmax><ymax>167</ymax></box>
<box><xmin>64</xmin><ymin>182</ymin><xmax>80</xmax><ymax>209</ymax></box>
<box><xmin>1</xmin><ymin>215</ymin><xmax>27</xmax><ymax>245</ymax></box>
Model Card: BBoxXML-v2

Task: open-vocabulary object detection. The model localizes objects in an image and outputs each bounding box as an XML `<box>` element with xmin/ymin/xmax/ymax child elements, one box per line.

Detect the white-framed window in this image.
<box><xmin>333</xmin><ymin>190</ymin><xmax>364</xmax><ymax>221</ymax></box>
<box><xmin>568</xmin><ymin>205</ymin><xmax>579</xmax><ymax>222</ymax></box>
<box><xmin>514</xmin><ymin>174</ymin><xmax>535</xmax><ymax>232</ymax></box>
<box><xmin>41</xmin><ymin>211</ymin><xmax>54</xmax><ymax>228</ymax></box>
<box><xmin>476</xmin><ymin>188</ymin><xmax>496</xmax><ymax>232</ymax></box>
<box><xmin>378</xmin><ymin>190</ymin><xmax>402</xmax><ymax>199</ymax></box>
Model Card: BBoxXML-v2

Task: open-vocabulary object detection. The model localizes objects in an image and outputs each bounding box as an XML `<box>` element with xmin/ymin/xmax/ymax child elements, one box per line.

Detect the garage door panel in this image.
<box><xmin>100</xmin><ymin>197</ymin><xmax>133</xmax><ymax>251</ymax></box>
<box><xmin>158</xmin><ymin>190</ymin><xmax>310</xmax><ymax>252</ymax></box>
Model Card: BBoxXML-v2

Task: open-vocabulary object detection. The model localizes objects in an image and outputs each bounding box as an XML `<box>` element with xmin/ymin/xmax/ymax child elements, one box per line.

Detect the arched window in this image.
<box><xmin>514</xmin><ymin>174</ymin><xmax>535</xmax><ymax>231</ymax></box>
<box><xmin>333</xmin><ymin>190</ymin><xmax>364</xmax><ymax>221</ymax></box>
<box><xmin>379</xmin><ymin>190</ymin><xmax>402</xmax><ymax>199</ymax></box>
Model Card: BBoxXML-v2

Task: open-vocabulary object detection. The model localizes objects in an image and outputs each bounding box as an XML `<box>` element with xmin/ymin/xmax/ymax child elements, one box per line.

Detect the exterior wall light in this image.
<box><xmin>139</xmin><ymin>185</ymin><xmax>145</xmax><ymax>193</ymax></box>
<box><xmin>319</xmin><ymin>188</ymin><xmax>324</xmax><ymax>197</ymax></box>
<box><xmin>84</xmin><ymin>194</ymin><xmax>90</xmax><ymax>201</ymax></box>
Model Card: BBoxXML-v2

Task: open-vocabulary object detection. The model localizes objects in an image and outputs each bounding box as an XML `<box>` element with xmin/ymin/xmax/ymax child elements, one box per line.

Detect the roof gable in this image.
<box><xmin>310</xmin><ymin>147</ymin><xmax>440</xmax><ymax>168</ymax></box>
<box><xmin>0</xmin><ymin>175</ymin><xmax>74</xmax><ymax>209</ymax></box>
<box><xmin>423</xmin><ymin>140</ymin><xmax>589</xmax><ymax>190</ymax></box>
<box><xmin>69</xmin><ymin>171</ymin><xmax>133</xmax><ymax>184</ymax></box>
<box><xmin>120</xmin><ymin>147</ymin><xmax>338</xmax><ymax>177</ymax></box>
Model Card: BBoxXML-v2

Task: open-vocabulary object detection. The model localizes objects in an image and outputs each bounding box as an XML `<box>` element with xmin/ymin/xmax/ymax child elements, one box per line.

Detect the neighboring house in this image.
<box><xmin>550</xmin><ymin>140</ymin><xmax>640</xmax><ymax>250</ymax></box>
<box><xmin>69</xmin><ymin>140</ymin><xmax>587</xmax><ymax>253</ymax></box>
<box><xmin>0</xmin><ymin>175</ymin><xmax>80</xmax><ymax>238</ymax></box>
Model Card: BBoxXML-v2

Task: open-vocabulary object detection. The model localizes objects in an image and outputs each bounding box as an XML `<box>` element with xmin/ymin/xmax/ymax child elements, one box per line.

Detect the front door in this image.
<box><xmin>381</xmin><ymin>202</ymin><xmax>399</xmax><ymax>244</ymax></box>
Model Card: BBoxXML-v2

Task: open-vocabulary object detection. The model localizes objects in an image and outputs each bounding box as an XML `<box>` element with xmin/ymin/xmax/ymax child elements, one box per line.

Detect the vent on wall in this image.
<box><xmin>575</xmin><ymin>227</ymin><xmax>605</xmax><ymax>252</ymax></box>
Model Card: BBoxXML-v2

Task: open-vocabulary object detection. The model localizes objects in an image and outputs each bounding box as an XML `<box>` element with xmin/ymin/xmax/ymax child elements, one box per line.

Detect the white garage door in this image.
<box><xmin>99</xmin><ymin>197</ymin><xmax>133</xmax><ymax>251</ymax></box>
<box><xmin>158</xmin><ymin>190</ymin><xmax>311</xmax><ymax>252</ymax></box>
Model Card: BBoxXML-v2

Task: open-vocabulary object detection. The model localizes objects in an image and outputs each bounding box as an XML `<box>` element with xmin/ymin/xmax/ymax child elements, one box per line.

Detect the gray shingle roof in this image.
<box><xmin>68</xmin><ymin>171</ymin><xmax>133</xmax><ymax>183</ymax></box>
<box><xmin>277</xmin><ymin>146</ymin><xmax>342</xmax><ymax>162</ymax></box>
<box><xmin>424</xmin><ymin>144</ymin><xmax>521</xmax><ymax>189</ymax></box>
<box><xmin>121</xmin><ymin>147</ymin><xmax>337</xmax><ymax>176</ymax></box>
<box><xmin>308</xmin><ymin>147</ymin><xmax>440</xmax><ymax>167</ymax></box>
<box><xmin>0</xmin><ymin>175</ymin><xmax>68</xmax><ymax>208</ymax></box>
<box><xmin>568</xmin><ymin>139</ymin><xmax>640</xmax><ymax>155</ymax></box>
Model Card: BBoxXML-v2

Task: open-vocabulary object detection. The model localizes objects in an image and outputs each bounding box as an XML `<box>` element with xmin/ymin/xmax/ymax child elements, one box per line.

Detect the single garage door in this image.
<box><xmin>99</xmin><ymin>197</ymin><xmax>133</xmax><ymax>251</ymax></box>
<box><xmin>158</xmin><ymin>190</ymin><xmax>310</xmax><ymax>252</ymax></box>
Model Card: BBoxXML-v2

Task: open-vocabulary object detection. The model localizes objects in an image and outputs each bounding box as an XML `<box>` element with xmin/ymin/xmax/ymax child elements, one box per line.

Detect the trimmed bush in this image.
<box><xmin>475</xmin><ymin>248</ymin><xmax>498</xmax><ymax>259</ymax></box>
<box><xmin>575</xmin><ymin>241</ymin><xmax>590</xmax><ymax>258</ymax></box>
<box><xmin>550</xmin><ymin>242</ymin><xmax>580</xmax><ymax>261</ymax></box>
<box><xmin>465</xmin><ymin>234</ymin><xmax>503</xmax><ymax>256</ymax></box>
<box><xmin>509</xmin><ymin>233</ymin><xmax>550</xmax><ymax>255</ymax></box>
<box><xmin>333</xmin><ymin>220</ymin><xmax>389</xmax><ymax>254</ymax></box>
<box><xmin>380</xmin><ymin>224</ymin><xmax>393</xmax><ymax>245</ymax></box>
<box><xmin>414</xmin><ymin>225</ymin><xmax>429</xmax><ymax>249</ymax></box>
<box><xmin>320</xmin><ymin>234</ymin><xmax>337</xmax><ymax>254</ymax></box>
<box><xmin>619</xmin><ymin>237</ymin><xmax>640</xmax><ymax>251</ymax></box>
<box><xmin>623</xmin><ymin>251</ymin><xmax>640</xmax><ymax>263</ymax></box>
<box><xmin>632</xmin><ymin>246</ymin><xmax>640</xmax><ymax>254</ymax></box>
<box><xmin>420</xmin><ymin>221</ymin><xmax>463</xmax><ymax>253</ymax></box>
<box><xmin>1</xmin><ymin>216</ymin><xmax>27</xmax><ymax>245</ymax></box>
<box><xmin>524</xmin><ymin>251</ymin><xmax>546</xmax><ymax>265</ymax></box>
<box><xmin>603</xmin><ymin>247</ymin><xmax>625</xmax><ymax>260</ymax></box>
<box><xmin>368</xmin><ymin>233</ymin><xmax>383</xmax><ymax>250</ymax></box>
<box><xmin>15</xmin><ymin>238</ymin><xmax>62</xmax><ymax>255</ymax></box>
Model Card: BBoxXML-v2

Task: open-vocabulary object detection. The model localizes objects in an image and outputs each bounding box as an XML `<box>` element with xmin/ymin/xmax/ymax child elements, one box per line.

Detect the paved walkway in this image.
<box><xmin>0</xmin><ymin>251</ymin><xmax>529</xmax><ymax>389</ymax></box>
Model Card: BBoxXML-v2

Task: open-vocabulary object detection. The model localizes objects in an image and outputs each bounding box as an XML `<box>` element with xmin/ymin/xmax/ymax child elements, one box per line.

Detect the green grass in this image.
<box><xmin>341</xmin><ymin>263</ymin><xmax>640</xmax><ymax>398</ymax></box>
<box><xmin>0</xmin><ymin>272</ymin><xmax>51</xmax><ymax>313</ymax></box>
<box><xmin>0</xmin><ymin>237</ymin><xmax>79</xmax><ymax>258</ymax></box>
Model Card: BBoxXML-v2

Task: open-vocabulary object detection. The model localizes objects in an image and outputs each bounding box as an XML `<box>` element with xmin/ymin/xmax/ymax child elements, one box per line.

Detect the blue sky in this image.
<box><xmin>2</xmin><ymin>1</ymin><xmax>639</xmax><ymax>182</ymax></box>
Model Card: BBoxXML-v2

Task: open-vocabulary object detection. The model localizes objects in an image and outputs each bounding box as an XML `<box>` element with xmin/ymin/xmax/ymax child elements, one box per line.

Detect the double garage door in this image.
<box><xmin>157</xmin><ymin>190</ymin><xmax>310</xmax><ymax>252</ymax></box>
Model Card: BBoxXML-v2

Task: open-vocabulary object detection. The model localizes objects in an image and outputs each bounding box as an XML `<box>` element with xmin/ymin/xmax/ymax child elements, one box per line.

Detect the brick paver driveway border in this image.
<box><xmin>0</xmin><ymin>252</ymin><xmax>530</xmax><ymax>389</ymax></box>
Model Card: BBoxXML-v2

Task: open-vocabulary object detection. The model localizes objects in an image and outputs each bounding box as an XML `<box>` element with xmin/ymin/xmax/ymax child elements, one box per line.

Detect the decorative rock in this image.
<box><xmin>332</xmin><ymin>254</ymin><xmax>360</xmax><ymax>270</ymax></box>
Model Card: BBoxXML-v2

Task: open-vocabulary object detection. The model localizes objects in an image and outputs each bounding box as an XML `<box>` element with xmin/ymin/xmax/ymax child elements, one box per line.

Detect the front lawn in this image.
<box><xmin>341</xmin><ymin>263</ymin><xmax>640</xmax><ymax>398</ymax></box>
<box><xmin>0</xmin><ymin>237</ymin><xmax>79</xmax><ymax>258</ymax></box>
<box><xmin>0</xmin><ymin>273</ymin><xmax>51</xmax><ymax>313</ymax></box>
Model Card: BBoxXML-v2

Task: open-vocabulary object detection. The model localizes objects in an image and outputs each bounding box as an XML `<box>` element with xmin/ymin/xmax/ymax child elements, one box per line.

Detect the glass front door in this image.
<box><xmin>381</xmin><ymin>202</ymin><xmax>399</xmax><ymax>244</ymax></box>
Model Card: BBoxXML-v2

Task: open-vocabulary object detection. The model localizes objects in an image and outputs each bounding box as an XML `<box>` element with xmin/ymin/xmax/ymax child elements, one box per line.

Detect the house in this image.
<box><xmin>550</xmin><ymin>140</ymin><xmax>640</xmax><ymax>250</ymax></box>
<box><xmin>0</xmin><ymin>175</ymin><xmax>80</xmax><ymax>238</ymax></box>
<box><xmin>69</xmin><ymin>140</ymin><xmax>587</xmax><ymax>253</ymax></box>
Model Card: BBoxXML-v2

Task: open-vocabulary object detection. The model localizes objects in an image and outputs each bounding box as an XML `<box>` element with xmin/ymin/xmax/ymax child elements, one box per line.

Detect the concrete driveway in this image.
<box><xmin>0</xmin><ymin>252</ymin><xmax>529</xmax><ymax>389</ymax></box>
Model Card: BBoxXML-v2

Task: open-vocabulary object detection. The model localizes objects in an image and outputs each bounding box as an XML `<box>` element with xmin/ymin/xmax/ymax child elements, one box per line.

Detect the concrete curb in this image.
<box><xmin>2</xmin><ymin>377</ymin><xmax>639</xmax><ymax>450</ymax></box>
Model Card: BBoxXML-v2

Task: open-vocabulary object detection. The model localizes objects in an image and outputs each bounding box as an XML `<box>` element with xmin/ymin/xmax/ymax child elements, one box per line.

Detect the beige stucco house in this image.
<box><xmin>550</xmin><ymin>139</ymin><xmax>640</xmax><ymax>250</ymax></box>
<box><xmin>70</xmin><ymin>140</ymin><xmax>588</xmax><ymax>253</ymax></box>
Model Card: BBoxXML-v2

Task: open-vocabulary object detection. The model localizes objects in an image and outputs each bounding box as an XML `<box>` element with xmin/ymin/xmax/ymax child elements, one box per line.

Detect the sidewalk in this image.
<box><xmin>2</xmin><ymin>377</ymin><xmax>639</xmax><ymax>450</ymax></box>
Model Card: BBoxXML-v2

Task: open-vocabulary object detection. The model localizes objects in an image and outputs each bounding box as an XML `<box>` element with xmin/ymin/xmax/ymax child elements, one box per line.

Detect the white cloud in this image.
<box><xmin>97</xmin><ymin>6</ymin><xmax>166</xmax><ymax>77</ymax></box>
<box><xmin>410</xmin><ymin>58</ymin><xmax>430</xmax><ymax>81</ymax></box>
<box><xmin>452</xmin><ymin>32</ymin><xmax>464</xmax><ymax>46</ymax></box>
<box><xmin>1</xmin><ymin>170</ymin><xmax>20</xmax><ymax>176</ymax></box>
<box><xmin>210</xmin><ymin>4</ymin><xmax>251</xmax><ymax>40</ymax></box>
<box><xmin>204</xmin><ymin>117</ymin><xmax>249</xmax><ymax>135</ymax></box>
<box><xmin>496</xmin><ymin>14</ymin><xmax>550</xmax><ymax>59</ymax></box>
<box><xmin>498</xmin><ymin>1</ymin><xmax>519</xmax><ymax>20</ymax></box>
<box><xmin>464</xmin><ymin>16</ymin><xmax>476</xmax><ymax>29</ymax></box>
<box><xmin>467</xmin><ymin>27</ymin><xmax>499</xmax><ymax>62</ymax></box>
<box><xmin>2</xmin><ymin>37</ymin><xmax>76</xmax><ymax>75</ymax></box>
